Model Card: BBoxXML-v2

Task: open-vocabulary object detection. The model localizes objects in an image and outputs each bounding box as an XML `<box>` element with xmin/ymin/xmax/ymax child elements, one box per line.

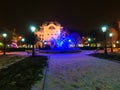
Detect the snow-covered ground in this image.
<box><xmin>42</xmin><ymin>51</ymin><xmax>120</xmax><ymax>90</ymax></box>
<box><xmin>0</xmin><ymin>52</ymin><xmax>28</xmax><ymax>70</ymax></box>
<box><xmin>0</xmin><ymin>50</ymin><xmax>120</xmax><ymax>90</ymax></box>
<box><xmin>0</xmin><ymin>51</ymin><xmax>30</xmax><ymax>56</ymax></box>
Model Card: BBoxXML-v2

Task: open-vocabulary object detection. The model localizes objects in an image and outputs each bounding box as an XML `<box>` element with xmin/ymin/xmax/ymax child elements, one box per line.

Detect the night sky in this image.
<box><xmin>0</xmin><ymin>0</ymin><xmax>120</xmax><ymax>35</ymax></box>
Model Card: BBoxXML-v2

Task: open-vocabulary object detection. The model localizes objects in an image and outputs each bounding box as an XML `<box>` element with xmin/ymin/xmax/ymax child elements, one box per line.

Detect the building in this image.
<box><xmin>35</xmin><ymin>21</ymin><xmax>63</xmax><ymax>48</ymax></box>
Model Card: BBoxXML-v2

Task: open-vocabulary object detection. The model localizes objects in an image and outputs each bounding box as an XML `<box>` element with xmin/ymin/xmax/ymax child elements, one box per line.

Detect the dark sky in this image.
<box><xmin>0</xmin><ymin>0</ymin><xmax>120</xmax><ymax>35</ymax></box>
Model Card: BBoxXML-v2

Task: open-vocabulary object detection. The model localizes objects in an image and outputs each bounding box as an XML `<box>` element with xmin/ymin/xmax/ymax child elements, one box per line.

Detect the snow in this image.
<box><xmin>43</xmin><ymin>51</ymin><xmax>120</xmax><ymax>90</ymax></box>
<box><xmin>0</xmin><ymin>51</ymin><xmax>120</xmax><ymax>90</ymax></box>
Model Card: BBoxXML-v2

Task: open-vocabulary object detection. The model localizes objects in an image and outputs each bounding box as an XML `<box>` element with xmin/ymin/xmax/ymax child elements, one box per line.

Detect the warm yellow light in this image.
<box><xmin>116</xmin><ymin>41</ymin><xmax>119</xmax><ymax>44</ymax></box>
<box><xmin>18</xmin><ymin>36</ymin><xmax>22</xmax><ymax>39</ymax></box>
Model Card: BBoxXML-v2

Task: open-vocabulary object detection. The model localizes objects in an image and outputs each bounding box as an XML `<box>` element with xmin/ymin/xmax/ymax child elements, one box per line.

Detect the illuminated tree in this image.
<box><xmin>69</xmin><ymin>32</ymin><xmax>81</xmax><ymax>47</ymax></box>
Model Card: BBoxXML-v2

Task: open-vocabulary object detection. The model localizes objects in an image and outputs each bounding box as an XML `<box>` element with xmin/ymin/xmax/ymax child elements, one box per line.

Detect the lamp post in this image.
<box><xmin>109</xmin><ymin>32</ymin><xmax>113</xmax><ymax>52</ymax></box>
<box><xmin>116</xmin><ymin>41</ymin><xmax>119</xmax><ymax>48</ymax></box>
<box><xmin>101</xmin><ymin>26</ymin><xmax>108</xmax><ymax>55</ymax></box>
<box><xmin>88</xmin><ymin>38</ymin><xmax>91</xmax><ymax>47</ymax></box>
<box><xmin>18</xmin><ymin>36</ymin><xmax>22</xmax><ymax>47</ymax></box>
<box><xmin>2</xmin><ymin>33</ymin><xmax>7</xmax><ymax>55</ymax></box>
<box><xmin>30</xmin><ymin>26</ymin><xmax>36</xmax><ymax>57</ymax></box>
<box><xmin>21</xmin><ymin>38</ymin><xmax>25</xmax><ymax>47</ymax></box>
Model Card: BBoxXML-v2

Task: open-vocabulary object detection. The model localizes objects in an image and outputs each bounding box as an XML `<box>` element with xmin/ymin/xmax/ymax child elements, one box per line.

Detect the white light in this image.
<box><xmin>68</xmin><ymin>39</ymin><xmax>71</xmax><ymax>42</ymax></box>
<box><xmin>30</xmin><ymin>26</ymin><xmax>36</xmax><ymax>32</ymax></box>
<box><xmin>88</xmin><ymin>38</ymin><xmax>91</xmax><ymax>42</ymax></box>
<box><xmin>7</xmin><ymin>45</ymin><xmax>10</xmax><ymax>47</ymax></box>
<box><xmin>2</xmin><ymin>33</ymin><xmax>7</xmax><ymax>38</ymax></box>
<box><xmin>21</xmin><ymin>38</ymin><xmax>25</xmax><ymax>42</ymax></box>
<box><xmin>116</xmin><ymin>41</ymin><xmax>119</xmax><ymax>44</ymax></box>
<box><xmin>109</xmin><ymin>33</ymin><xmax>113</xmax><ymax>37</ymax></box>
<box><xmin>44</xmin><ymin>42</ymin><xmax>47</xmax><ymax>44</ymax></box>
<box><xmin>30</xmin><ymin>45</ymin><xmax>33</xmax><ymax>48</ymax></box>
<box><xmin>69</xmin><ymin>44</ymin><xmax>75</xmax><ymax>47</ymax></box>
<box><xmin>102</xmin><ymin>26</ymin><xmax>107</xmax><ymax>32</ymax></box>
<box><xmin>78</xmin><ymin>44</ymin><xmax>83</xmax><ymax>47</ymax></box>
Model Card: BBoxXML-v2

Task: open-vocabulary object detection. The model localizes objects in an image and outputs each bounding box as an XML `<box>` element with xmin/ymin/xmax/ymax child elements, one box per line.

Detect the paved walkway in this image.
<box><xmin>41</xmin><ymin>51</ymin><xmax>120</xmax><ymax>90</ymax></box>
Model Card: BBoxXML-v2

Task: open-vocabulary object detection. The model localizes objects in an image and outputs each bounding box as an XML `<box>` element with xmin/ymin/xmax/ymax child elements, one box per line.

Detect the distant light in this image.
<box><xmin>18</xmin><ymin>36</ymin><xmax>22</xmax><ymax>39</ymax></box>
<box><xmin>44</xmin><ymin>42</ymin><xmax>47</xmax><ymax>44</ymax></box>
<box><xmin>88</xmin><ymin>44</ymin><xmax>90</xmax><ymax>46</ymax></box>
<box><xmin>113</xmin><ymin>44</ymin><xmax>116</xmax><ymax>47</ymax></box>
<box><xmin>30</xmin><ymin>26</ymin><xmax>36</xmax><ymax>32</ymax></box>
<box><xmin>116</xmin><ymin>41</ymin><xmax>119</xmax><ymax>44</ymax></box>
<box><xmin>78</xmin><ymin>44</ymin><xmax>83</xmax><ymax>47</ymax></box>
<box><xmin>109</xmin><ymin>33</ymin><xmax>113</xmax><ymax>37</ymax></box>
<box><xmin>30</xmin><ymin>45</ymin><xmax>33</xmax><ymax>48</ymax></box>
<box><xmin>102</xmin><ymin>26</ymin><xmax>107</xmax><ymax>32</ymax></box>
<box><xmin>21</xmin><ymin>38</ymin><xmax>25</xmax><ymax>42</ymax></box>
<box><xmin>11</xmin><ymin>42</ymin><xmax>18</xmax><ymax>48</ymax></box>
<box><xmin>69</xmin><ymin>44</ymin><xmax>75</xmax><ymax>47</ymax></box>
<box><xmin>88</xmin><ymin>38</ymin><xmax>91</xmax><ymax>42</ymax></box>
<box><xmin>2</xmin><ymin>33</ymin><xmax>7</xmax><ymax>38</ymax></box>
<box><xmin>7</xmin><ymin>44</ymin><xmax>10</xmax><ymax>47</ymax></box>
<box><xmin>68</xmin><ymin>39</ymin><xmax>71</xmax><ymax>42</ymax></box>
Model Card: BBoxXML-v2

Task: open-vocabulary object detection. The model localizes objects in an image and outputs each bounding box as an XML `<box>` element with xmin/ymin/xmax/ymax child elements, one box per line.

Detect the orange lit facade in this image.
<box><xmin>109</xmin><ymin>28</ymin><xmax>118</xmax><ymax>42</ymax></box>
<box><xmin>35</xmin><ymin>22</ymin><xmax>63</xmax><ymax>48</ymax></box>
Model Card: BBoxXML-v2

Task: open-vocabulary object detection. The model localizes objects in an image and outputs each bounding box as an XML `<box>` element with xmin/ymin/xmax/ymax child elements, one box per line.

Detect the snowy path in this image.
<box><xmin>42</xmin><ymin>51</ymin><xmax>120</xmax><ymax>90</ymax></box>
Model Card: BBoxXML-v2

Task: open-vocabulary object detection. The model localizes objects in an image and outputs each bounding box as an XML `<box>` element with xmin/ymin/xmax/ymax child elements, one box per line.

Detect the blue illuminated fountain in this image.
<box><xmin>41</xmin><ymin>31</ymin><xmax>81</xmax><ymax>53</ymax></box>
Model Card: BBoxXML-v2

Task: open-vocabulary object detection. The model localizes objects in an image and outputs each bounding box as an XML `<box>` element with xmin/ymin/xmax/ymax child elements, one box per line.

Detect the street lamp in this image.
<box><xmin>21</xmin><ymin>38</ymin><xmax>25</xmax><ymax>47</ymax></box>
<box><xmin>101</xmin><ymin>26</ymin><xmax>108</xmax><ymax>54</ymax></box>
<box><xmin>31</xmin><ymin>26</ymin><xmax>36</xmax><ymax>32</ymax></box>
<box><xmin>109</xmin><ymin>32</ymin><xmax>113</xmax><ymax>52</ymax></box>
<box><xmin>88</xmin><ymin>38</ymin><xmax>91</xmax><ymax>42</ymax></box>
<box><xmin>2</xmin><ymin>33</ymin><xmax>7</xmax><ymax>55</ymax></box>
<box><xmin>88</xmin><ymin>38</ymin><xmax>91</xmax><ymax>47</ymax></box>
<box><xmin>21</xmin><ymin>38</ymin><xmax>25</xmax><ymax>42</ymax></box>
<box><xmin>30</xmin><ymin>26</ymin><xmax>36</xmax><ymax>57</ymax></box>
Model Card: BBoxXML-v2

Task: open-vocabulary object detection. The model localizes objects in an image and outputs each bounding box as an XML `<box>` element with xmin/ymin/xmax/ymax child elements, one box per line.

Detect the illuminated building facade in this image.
<box><xmin>35</xmin><ymin>21</ymin><xmax>63</xmax><ymax>48</ymax></box>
